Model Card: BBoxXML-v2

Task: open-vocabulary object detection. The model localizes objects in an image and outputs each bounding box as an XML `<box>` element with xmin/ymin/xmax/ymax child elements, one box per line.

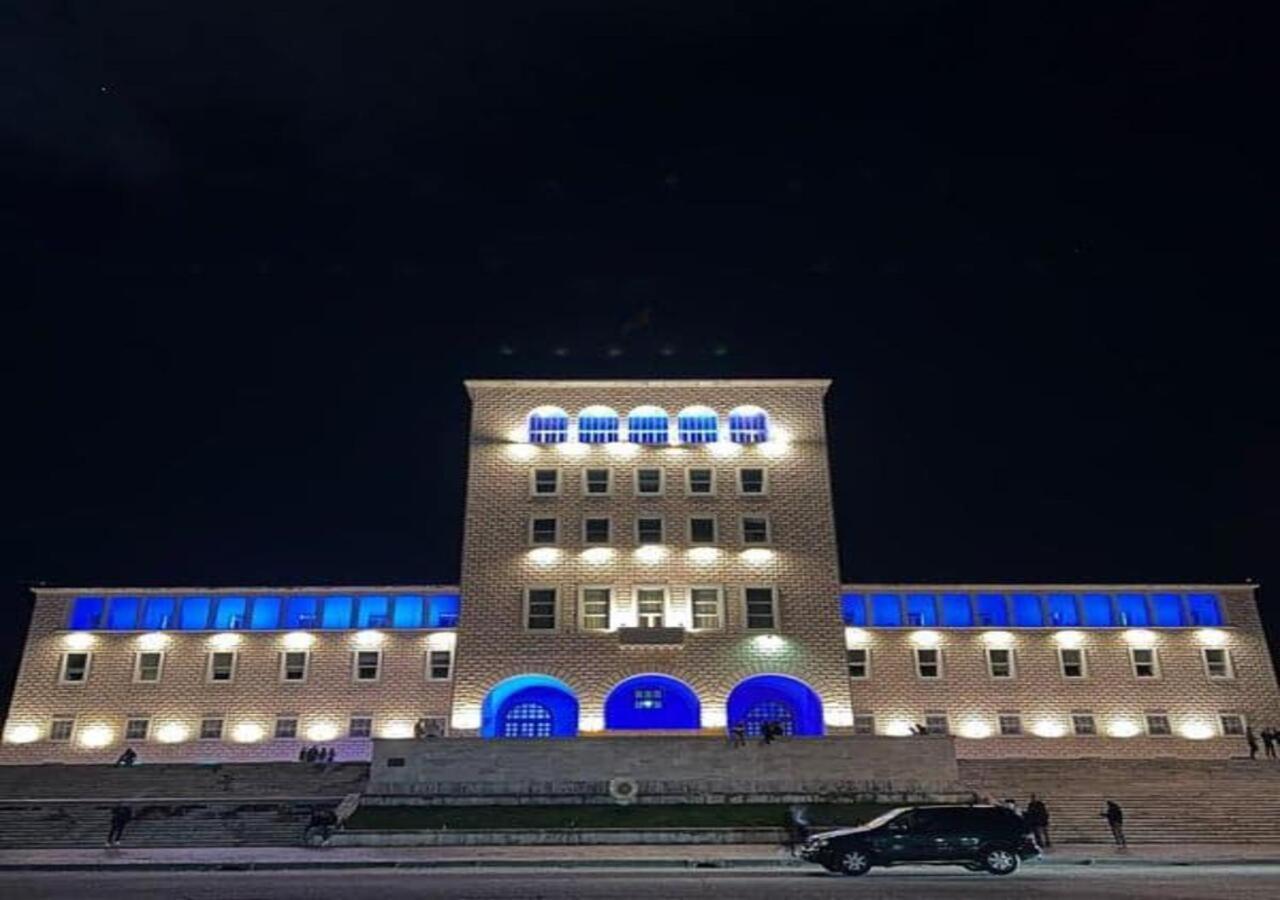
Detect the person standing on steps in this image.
<box><xmin>1101</xmin><ymin>800</ymin><xmax>1126</xmax><ymax>848</ymax></box>
<box><xmin>1025</xmin><ymin>794</ymin><xmax>1051</xmax><ymax>849</ymax></box>
<box><xmin>1262</xmin><ymin>728</ymin><xmax>1276</xmax><ymax>760</ymax></box>
<box><xmin>105</xmin><ymin>803</ymin><xmax>133</xmax><ymax>848</ymax></box>
<box><xmin>1246</xmin><ymin>725</ymin><xmax>1259</xmax><ymax>760</ymax></box>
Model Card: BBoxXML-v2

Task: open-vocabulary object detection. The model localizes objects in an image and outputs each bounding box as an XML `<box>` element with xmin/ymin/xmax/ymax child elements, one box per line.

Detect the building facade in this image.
<box><xmin>3</xmin><ymin>379</ymin><xmax>1278</xmax><ymax>763</ymax></box>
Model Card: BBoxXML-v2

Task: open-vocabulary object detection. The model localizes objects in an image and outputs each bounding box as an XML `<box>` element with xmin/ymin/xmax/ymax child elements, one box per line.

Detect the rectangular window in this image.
<box><xmin>1187</xmin><ymin>593</ymin><xmax>1223</xmax><ymax>626</ymax></box>
<box><xmin>1059</xmin><ymin>648</ymin><xmax>1086</xmax><ymax>678</ymax></box>
<box><xmin>141</xmin><ymin>597</ymin><xmax>177</xmax><ymax>630</ymax></box>
<box><xmin>690</xmin><ymin>587</ymin><xmax>723</xmax><ymax>630</ymax></box>
<box><xmin>1202</xmin><ymin>648</ymin><xmax>1234</xmax><ymax>679</ymax></box>
<box><xmin>941</xmin><ymin>593</ymin><xmax>973</xmax><ymax>627</ymax></box>
<box><xmin>636</xmin><ymin>517</ymin><xmax>664</xmax><ymax>544</ymax></box>
<box><xmin>275</xmin><ymin>717</ymin><xmax>298</xmax><ymax>739</ymax></box>
<box><xmin>689</xmin><ymin>517</ymin><xmax>716</xmax><ymax>544</ymax></box>
<box><xmin>986</xmin><ymin>647</ymin><xmax>1014</xmax><ymax>678</ymax></box>
<box><xmin>686</xmin><ymin>468</ymin><xmax>715</xmax><ymax>495</ymax></box>
<box><xmin>636</xmin><ymin>588</ymin><xmax>666</xmax><ymax>628</ymax></box>
<box><xmin>737</xmin><ymin>467</ymin><xmax>767</xmax><ymax>495</ymax></box>
<box><xmin>212</xmin><ymin>596</ymin><xmax>248</xmax><ymax>630</ymax></box>
<box><xmin>635</xmin><ymin>468</ymin><xmax>664</xmax><ymax>495</ymax></box>
<box><xmin>744</xmin><ymin>587</ymin><xmax>777</xmax><ymax>630</ymax></box>
<box><xmin>208</xmin><ymin>652</ymin><xmax>236</xmax><ymax>683</ymax></box>
<box><xmin>1220</xmin><ymin>714</ymin><xmax>1246</xmax><ymax>736</ymax></box>
<box><xmin>321</xmin><ymin>595</ymin><xmax>354</xmax><ymax>629</ymax></box>
<box><xmin>428</xmin><ymin>594</ymin><xmax>460</xmax><ymax>628</ymax></box>
<box><xmin>871</xmin><ymin>593</ymin><xmax>903</xmax><ymax>627</ymax></box>
<box><xmin>1011</xmin><ymin>593</ymin><xmax>1044</xmax><ymax>627</ymax></box>
<box><xmin>125</xmin><ymin>718</ymin><xmax>149</xmax><ymax>741</ymax></box>
<box><xmin>283</xmin><ymin>596</ymin><xmax>320</xmax><ymax>629</ymax></box>
<box><xmin>199</xmin><ymin>718</ymin><xmax>224</xmax><ymax>740</ymax></box>
<box><xmin>634</xmin><ymin>689</ymin><xmax>663</xmax><ymax>709</ymax></box>
<box><xmin>580</xmin><ymin>588</ymin><xmax>612</xmax><ymax>631</ymax></box>
<box><xmin>107</xmin><ymin>596</ymin><xmax>140</xmax><ymax>630</ymax></box>
<box><xmin>852</xmin><ymin>713</ymin><xmax>876</xmax><ymax>735</ymax></box>
<box><xmin>841</xmin><ymin>593</ymin><xmax>868</xmax><ymax>626</ymax></box>
<box><xmin>428</xmin><ymin>649</ymin><xmax>453</xmax><ymax>680</ymax></box>
<box><xmin>1130</xmin><ymin>647</ymin><xmax>1159</xmax><ymax>678</ymax></box>
<box><xmin>924</xmin><ymin>712</ymin><xmax>949</xmax><ymax>735</ymax></box>
<box><xmin>280</xmin><ymin>651</ymin><xmax>309</xmax><ymax>682</ymax></box>
<box><xmin>1150</xmin><ymin>593</ymin><xmax>1185</xmax><ymax>626</ymax></box>
<box><xmin>1046</xmin><ymin>593</ymin><xmax>1080</xmax><ymax>627</ymax></box>
<box><xmin>391</xmin><ymin>595</ymin><xmax>424</xmax><ymax>628</ymax></box>
<box><xmin>349</xmin><ymin>716</ymin><xmax>373</xmax><ymax>739</ymax></box>
<box><xmin>998</xmin><ymin>713</ymin><xmax>1023</xmax><ymax>736</ymax></box>
<box><xmin>1115</xmin><ymin>593</ymin><xmax>1150</xmax><ymax>627</ymax></box>
<box><xmin>583</xmin><ymin>518</ymin><xmax>611</xmax><ymax>544</ymax></box>
<box><xmin>531</xmin><ymin>468</ymin><xmax>560</xmax><ymax>496</ymax></box>
<box><xmin>905</xmin><ymin>594</ymin><xmax>938</xmax><ymax>627</ymax></box>
<box><xmin>179</xmin><ymin>596</ymin><xmax>212</xmax><ymax>630</ymax></box>
<box><xmin>68</xmin><ymin>597</ymin><xmax>105</xmax><ymax>630</ymax></box>
<box><xmin>1146</xmin><ymin>713</ymin><xmax>1172</xmax><ymax>736</ymax></box>
<box><xmin>975</xmin><ymin>593</ymin><xmax>1008</xmax><ymax>627</ymax></box>
<box><xmin>847</xmin><ymin>648</ymin><xmax>870</xmax><ymax>679</ymax></box>
<box><xmin>526</xmin><ymin>588</ymin><xmax>557</xmax><ymax>630</ymax></box>
<box><xmin>354</xmin><ymin>650</ymin><xmax>381</xmax><ymax>681</ymax></box>
<box><xmin>915</xmin><ymin>648</ymin><xmax>941</xmax><ymax>678</ymax></box>
<box><xmin>355</xmin><ymin>595</ymin><xmax>390</xmax><ymax>628</ymax></box>
<box><xmin>49</xmin><ymin>718</ymin><xmax>75</xmax><ymax>742</ymax></box>
<box><xmin>1072</xmin><ymin>712</ymin><xmax>1097</xmax><ymax>736</ymax></box>
<box><xmin>741</xmin><ymin>516</ymin><xmax>770</xmax><ymax>544</ymax></box>
<box><xmin>583</xmin><ymin>468</ymin><xmax>612</xmax><ymax>495</ymax></box>
<box><xmin>530</xmin><ymin>517</ymin><xmax>558</xmax><ymax>544</ymax></box>
<box><xmin>1081</xmin><ymin>594</ymin><xmax>1114</xmax><ymax>627</ymax></box>
<box><xmin>60</xmin><ymin>652</ymin><xmax>90</xmax><ymax>683</ymax></box>
<box><xmin>249</xmin><ymin>596</ymin><xmax>282</xmax><ymax>629</ymax></box>
<box><xmin>134</xmin><ymin>651</ymin><xmax>164</xmax><ymax>683</ymax></box>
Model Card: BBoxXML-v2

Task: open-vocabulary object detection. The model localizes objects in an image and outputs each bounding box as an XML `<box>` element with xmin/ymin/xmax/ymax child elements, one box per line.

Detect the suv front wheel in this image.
<box><xmin>838</xmin><ymin>848</ymin><xmax>872</xmax><ymax>876</ymax></box>
<box><xmin>981</xmin><ymin>847</ymin><xmax>1019</xmax><ymax>876</ymax></box>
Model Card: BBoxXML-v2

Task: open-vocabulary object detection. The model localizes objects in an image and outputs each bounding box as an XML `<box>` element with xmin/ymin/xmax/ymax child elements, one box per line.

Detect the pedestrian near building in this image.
<box><xmin>113</xmin><ymin>747</ymin><xmax>137</xmax><ymax>767</ymax></box>
<box><xmin>1101</xmin><ymin>800</ymin><xmax>1126</xmax><ymax>848</ymax></box>
<box><xmin>1262</xmin><ymin>728</ymin><xmax>1276</xmax><ymax>760</ymax></box>
<box><xmin>1025</xmin><ymin>794</ymin><xmax>1051</xmax><ymax>849</ymax></box>
<box><xmin>1246</xmin><ymin>726</ymin><xmax>1259</xmax><ymax>760</ymax></box>
<box><xmin>105</xmin><ymin>804</ymin><xmax>132</xmax><ymax>848</ymax></box>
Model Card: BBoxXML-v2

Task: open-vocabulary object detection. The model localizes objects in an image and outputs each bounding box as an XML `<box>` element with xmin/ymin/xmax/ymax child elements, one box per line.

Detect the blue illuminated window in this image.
<box><xmin>106</xmin><ymin>597</ymin><xmax>140</xmax><ymax>630</ymax></box>
<box><xmin>840</xmin><ymin>593</ymin><xmax>868</xmax><ymax>626</ymax></box>
<box><xmin>321</xmin><ymin>596</ymin><xmax>354</xmax><ymax>629</ymax></box>
<box><xmin>249</xmin><ymin>597</ymin><xmax>281</xmax><ymax>630</ymax></box>
<box><xmin>634</xmin><ymin>689</ymin><xmax>663</xmax><ymax>709</ymax></box>
<box><xmin>627</xmin><ymin>406</ymin><xmax>669</xmax><ymax>444</ymax></box>
<box><xmin>1115</xmin><ymin>594</ymin><xmax>1149</xmax><ymax>626</ymax></box>
<box><xmin>179</xmin><ymin>597</ymin><xmax>212</xmax><ymax>630</ymax></box>
<box><xmin>1046</xmin><ymin>593</ymin><xmax>1079</xmax><ymax>627</ymax></box>
<box><xmin>576</xmin><ymin>406</ymin><xmax>620</xmax><ymax>444</ymax></box>
<box><xmin>1081</xmin><ymin>594</ymin><xmax>1114</xmax><ymax>627</ymax></box>
<box><xmin>141</xmin><ymin>597</ymin><xmax>176</xmax><ymax>630</ymax></box>
<box><xmin>1150</xmin><ymin>593</ymin><xmax>1184</xmax><ymax>626</ymax></box>
<box><xmin>69</xmin><ymin>597</ymin><xmax>105</xmax><ymax>630</ymax></box>
<box><xmin>392</xmin><ymin>595</ymin><xmax>424</xmax><ymax>628</ymax></box>
<box><xmin>677</xmin><ymin>406</ymin><xmax>719</xmax><ymax>444</ymax></box>
<box><xmin>975</xmin><ymin>594</ymin><xmax>1009</xmax><ymax>626</ymax></box>
<box><xmin>871</xmin><ymin>594</ymin><xmax>902</xmax><ymax>627</ymax></box>
<box><xmin>428</xmin><ymin>594</ymin><xmax>461</xmax><ymax>628</ymax></box>
<box><xmin>905</xmin><ymin>593</ymin><xmax>938</xmax><ymax>626</ymax></box>
<box><xmin>1186</xmin><ymin>593</ymin><xmax>1223</xmax><ymax>626</ymax></box>
<box><xmin>283</xmin><ymin>596</ymin><xmax>319</xmax><ymax>629</ymax></box>
<box><xmin>357</xmin><ymin>596</ymin><xmax>391</xmax><ymax>628</ymax></box>
<box><xmin>212</xmin><ymin>597</ymin><xmax>248</xmax><ymax>629</ymax></box>
<box><xmin>728</xmin><ymin>406</ymin><xmax>769</xmax><ymax>444</ymax></box>
<box><xmin>941</xmin><ymin>594</ymin><xmax>974</xmax><ymax>627</ymax></box>
<box><xmin>1012</xmin><ymin>594</ymin><xmax>1044</xmax><ymax>627</ymax></box>
<box><xmin>527</xmin><ymin>407</ymin><xmax>569</xmax><ymax>444</ymax></box>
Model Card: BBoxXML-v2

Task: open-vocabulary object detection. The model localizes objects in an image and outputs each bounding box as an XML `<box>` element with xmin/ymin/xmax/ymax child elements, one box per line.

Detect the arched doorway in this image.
<box><xmin>726</xmin><ymin>674</ymin><xmax>824</xmax><ymax>737</ymax></box>
<box><xmin>481</xmin><ymin>674</ymin><xmax>579</xmax><ymax>738</ymax></box>
<box><xmin>604</xmin><ymin>674</ymin><xmax>701</xmax><ymax>731</ymax></box>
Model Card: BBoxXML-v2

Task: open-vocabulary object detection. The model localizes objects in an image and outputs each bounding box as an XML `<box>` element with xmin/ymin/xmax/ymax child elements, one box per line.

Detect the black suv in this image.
<box><xmin>800</xmin><ymin>805</ymin><xmax>1039</xmax><ymax>876</ymax></box>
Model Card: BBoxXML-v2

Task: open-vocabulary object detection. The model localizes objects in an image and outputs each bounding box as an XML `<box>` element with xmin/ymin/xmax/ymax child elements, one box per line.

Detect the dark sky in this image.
<box><xmin>4</xmin><ymin>2</ymin><xmax>1277</xmax><ymax>711</ymax></box>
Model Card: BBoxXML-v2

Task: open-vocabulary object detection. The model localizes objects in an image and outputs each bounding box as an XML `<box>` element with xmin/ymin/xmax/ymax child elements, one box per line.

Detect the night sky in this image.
<box><xmin>4</xmin><ymin>3</ymin><xmax>1277</xmax><ymax>713</ymax></box>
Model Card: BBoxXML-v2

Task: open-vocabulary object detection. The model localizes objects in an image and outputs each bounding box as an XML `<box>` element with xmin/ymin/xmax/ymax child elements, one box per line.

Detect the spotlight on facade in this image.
<box><xmin>1123</xmin><ymin>629</ymin><xmax>1158</xmax><ymax>648</ymax></box>
<box><xmin>960</xmin><ymin>720</ymin><xmax>993</xmax><ymax>739</ymax></box>
<box><xmin>62</xmin><ymin>632</ymin><xmax>95</xmax><ymax>650</ymax></box>
<box><xmin>232</xmin><ymin>722</ymin><xmax>265</xmax><ymax>743</ymax></box>
<box><xmin>884</xmin><ymin>720</ymin><xmax>915</xmax><ymax>737</ymax></box>
<box><xmin>708</xmin><ymin>439</ymin><xmax>741</xmax><ymax>458</ymax></box>
<box><xmin>4</xmin><ymin>724</ymin><xmax>40</xmax><ymax>744</ymax></box>
<box><xmin>381</xmin><ymin>721</ymin><xmax>415</xmax><ymax>739</ymax></box>
<box><xmin>528</xmin><ymin>547</ymin><xmax>560</xmax><ymax>566</ymax></box>
<box><xmin>824</xmin><ymin>709</ymin><xmax>854</xmax><ymax>728</ymax></box>
<box><xmin>758</xmin><ymin>427</ymin><xmax>792</xmax><ymax>458</ymax></box>
<box><xmin>306</xmin><ymin>722</ymin><xmax>339</xmax><ymax>742</ymax></box>
<box><xmin>1195</xmin><ymin>628</ymin><xmax>1229</xmax><ymax>647</ymax></box>
<box><xmin>209</xmin><ymin>632</ymin><xmax>242</xmax><ymax>650</ymax></box>
<box><xmin>844</xmin><ymin>627</ymin><xmax>870</xmax><ymax>646</ymax></box>
<box><xmin>580</xmin><ymin>547</ymin><xmax>614</xmax><ymax>564</ymax></box>
<box><xmin>687</xmin><ymin>547</ymin><xmax>719</xmax><ymax>564</ymax></box>
<box><xmin>137</xmin><ymin>631</ymin><xmax>170</xmax><ymax>650</ymax></box>
<box><xmin>1107</xmin><ymin>719</ymin><xmax>1140</xmax><ymax>738</ymax></box>
<box><xmin>578</xmin><ymin>714</ymin><xmax>605</xmax><ymax>732</ymax></box>
<box><xmin>426</xmin><ymin>631</ymin><xmax>456</xmax><ymax>651</ymax></box>
<box><xmin>283</xmin><ymin>631</ymin><xmax>315</xmax><ymax>650</ymax></box>
<box><xmin>740</xmin><ymin>548</ymin><xmax>775</xmax><ymax>565</ymax></box>
<box><xmin>701</xmin><ymin>708</ymin><xmax>728</xmax><ymax>729</ymax></box>
<box><xmin>1053</xmin><ymin>630</ymin><xmax>1085</xmax><ymax>649</ymax></box>
<box><xmin>507</xmin><ymin>443</ymin><xmax>537</xmax><ymax>461</ymax></box>
<box><xmin>155</xmin><ymin>723</ymin><xmax>189</xmax><ymax>744</ymax></box>
<box><xmin>557</xmin><ymin>442</ymin><xmax>589</xmax><ymax>458</ymax></box>
<box><xmin>605</xmin><ymin>442</ymin><xmax>638</xmax><ymax>459</ymax></box>
<box><xmin>451</xmin><ymin>708</ymin><xmax>481</xmax><ymax>731</ymax></box>
<box><xmin>981</xmin><ymin>630</ymin><xmax>1014</xmax><ymax>647</ymax></box>
<box><xmin>354</xmin><ymin>629</ymin><xmax>385</xmax><ymax>648</ymax></box>
<box><xmin>752</xmin><ymin>634</ymin><xmax>787</xmax><ymax>654</ymax></box>
<box><xmin>1180</xmin><ymin>721</ymin><xmax>1215</xmax><ymax>740</ymax></box>
<box><xmin>78</xmin><ymin>725</ymin><xmax>114</xmax><ymax>748</ymax></box>
<box><xmin>909</xmin><ymin>630</ymin><xmax>941</xmax><ymax>648</ymax></box>
<box><xmin>1032</xmin><ymin>720</ymin><xmax>1066</xmax><ymax>738</ymax></box>
<box><xmin>635</xmin><ymin>544</ymin><xmax>667</xmax><ymax>564</ymax></box>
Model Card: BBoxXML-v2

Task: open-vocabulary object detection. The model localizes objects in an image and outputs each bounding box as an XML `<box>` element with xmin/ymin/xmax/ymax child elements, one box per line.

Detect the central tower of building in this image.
<box><xmin>449</xmin><ymin>379</ymin><xmax>851</xmax><ymax>738</ymax></box>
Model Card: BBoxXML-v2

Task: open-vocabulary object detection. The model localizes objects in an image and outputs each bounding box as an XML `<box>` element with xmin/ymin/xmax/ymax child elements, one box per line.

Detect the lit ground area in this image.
<box><xmin>4</xmin><ymin>866</ymin><xmax>1280</xmax><ymax>899</ymax></box>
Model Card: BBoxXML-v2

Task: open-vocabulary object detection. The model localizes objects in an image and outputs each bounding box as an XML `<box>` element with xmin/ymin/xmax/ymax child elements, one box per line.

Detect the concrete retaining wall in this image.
<box><xmin>332</xmin><ymin>827</ymin><xmax>788</xmax><ymax>846</ymax></box>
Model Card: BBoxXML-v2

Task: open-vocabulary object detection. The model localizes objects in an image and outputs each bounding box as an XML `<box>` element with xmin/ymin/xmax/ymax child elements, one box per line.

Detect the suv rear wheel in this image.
<box><xmin>982</xmin><ymin>847</ymin><xmax>1019</xmax><ymax>875</ymax></box>
<box><xmin>838</xmin><ymin>848</ymin><xmax>872</xmax><ymax>876</ymax></box>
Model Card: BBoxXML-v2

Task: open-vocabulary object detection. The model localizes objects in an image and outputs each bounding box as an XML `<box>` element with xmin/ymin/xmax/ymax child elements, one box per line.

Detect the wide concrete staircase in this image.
<box><xmin>0</xmin><ymin>762</ymin><xmax>369</xmax><ymax>848</ymax></box>
<box><xmin>960</xmin><ymin>758</ymin><xmax>1280</xmax><ymax>844</ymax></box>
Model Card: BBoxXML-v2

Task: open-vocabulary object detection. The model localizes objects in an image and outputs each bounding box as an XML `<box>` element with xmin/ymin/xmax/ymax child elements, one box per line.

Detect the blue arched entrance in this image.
<box><xmin>726</xmin><ymin>674</ymin><xmax>824</xmax><ymax>737</ymax></box>
<box><xmin>481</xmin><ymin>674</ymin><xmax>579</xmax><ymax>738</ymax></box>
<box><xmin>604</xmin><ymin>674</ymin><xmax>701</xmax><ymax>731</ymax></box>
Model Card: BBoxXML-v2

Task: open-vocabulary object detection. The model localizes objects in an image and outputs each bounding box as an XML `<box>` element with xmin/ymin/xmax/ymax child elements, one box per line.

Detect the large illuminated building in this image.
<box><xmin>3</xmin><ymin>379</ymin><xmax>1278</xmax><ymax>762</ymax></box>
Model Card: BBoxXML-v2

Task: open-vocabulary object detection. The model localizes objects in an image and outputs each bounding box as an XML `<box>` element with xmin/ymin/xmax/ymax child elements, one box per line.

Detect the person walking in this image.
<box><xmin>731</xmin><ymin>722</ymin><xmax>747</xmax><ymax>748</ymax></box>
<box><xmin>105</xmin><ymin>804</ymin><xmax>133</xmax><ymax>848</ymax></box>
<box><xmin>326</xmin><ymin>747</ymin><xmax>336</xmax><ymax>764</ymax></box>
<box><xmin>1101</xmin><ymin>800</ymin><xmax>1126</xmax><ymax>848</ymax></box>
<box><xmin>784</xmin><ymin>804</ymin><xmax>811</xmax><ymax>857</ymax></box>
<box><xmin>114</xmin><ymin>747</ymin><xmax>137</xmax><ymax>767</ymax></box>
<box><xmin>1246</xmin><ymin>726</ymin><xmax>1259</xmax><ymax>760</ymax></box>
<box><xmin>1025</xmin><ymin>794</ymin><xmax>1051</xmax><ymax>849</ymax></box>
<box><xmin>1262</xmin><ymin>728</ymin><xmax>1276</xmax><ymax>760</ymax></box>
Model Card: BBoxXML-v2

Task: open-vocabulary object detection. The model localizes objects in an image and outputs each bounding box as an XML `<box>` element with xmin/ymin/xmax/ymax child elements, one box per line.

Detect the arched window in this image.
<box><xmin>502</xmin><ymin>702</ymin><xmax>553</xmax><ymax>738</ymax></box>
<box><xmin>481</xmin><ymin>674</ymin><xmax>579</xmax><ymax>738</ymax></box>
<box><xmin>677</xmin><ymin>406</ymin><xmax>719</xmax><ymax>444</ymax></box>
<box><xmin>528</xmin><ymin>407</ymin><xmax>569</xmax><ymax>444</ymax></box>
<box><xmin>576</xmin><ymin>406</ymin><xmax>620</xmax><ymax>443</ymax></box>
<box><xmin>744</xmin><ymin>700</ymin><xmax>793</xmax><ymax>737</ymax></box>
<box><xmin>726</xmin><ymin>674</ymin><xmax>824</xmax><ymax>737</ymax></box>
<box><xmin>627</xmin><ymin>406</ymin><xmax>670</xmax><ymax>444</ymax></box>
<box><xmin>604</xmin><ymin>674</ymin><xmax>702</xmax><ymax>730</ymax></box>
<box><xmin>728</xmin><ymin>406</ymin><xmax>769</xmax><ymax>444</ymax></box>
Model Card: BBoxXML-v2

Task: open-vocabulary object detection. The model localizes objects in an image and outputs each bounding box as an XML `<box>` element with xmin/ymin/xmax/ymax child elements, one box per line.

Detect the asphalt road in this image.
<box><xmin>3</xmin><ymin>866</ymin><xmax>1280</xmax><ymax>899</ymax></box>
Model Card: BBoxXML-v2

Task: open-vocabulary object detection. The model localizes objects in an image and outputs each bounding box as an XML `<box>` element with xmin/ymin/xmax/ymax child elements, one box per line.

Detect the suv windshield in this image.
<box><xmin>861</xmin><ymin>808</ymin><xmax>911</xmax><ymax>830</ymax></box>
